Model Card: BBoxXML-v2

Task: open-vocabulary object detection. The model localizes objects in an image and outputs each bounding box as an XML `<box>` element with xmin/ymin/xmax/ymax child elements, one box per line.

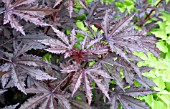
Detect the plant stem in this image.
<box><xmin>52</xmin><ymin>74</ymin><xmax>70</xmax><ymax>92</ymax></box>
<box><xmin>0</xmin><ymin>57</ymin><xmax>11</xmax><ymax>62</ymax></box>
<box><xmin>44</xmin><ymin>2</ymin><xmax>62</xmax><ymax>35</ymax></box>
<box><xmin>139</xmin><ymin>0</ymin><xmax>163</xmax><ymax>27</ymax></box>
<box><xmin>61</xmin><ymin>72</ymin><xmax>75</xmax><ymax>90</ymax></box>
<box><xmin>0</xmin><ymin>38</ymin><xmax>15</xmax><ymax>47</ymax></box>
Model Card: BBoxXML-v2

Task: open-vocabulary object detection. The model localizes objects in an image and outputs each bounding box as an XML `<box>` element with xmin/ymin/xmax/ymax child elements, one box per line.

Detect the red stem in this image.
<box><xmin>60</xmin><ymin>62</ymin><xmax>89</xmax><ymax>91</ymax></box>
<box><xmin>61</xmin><ymin>72</ymin><xmax>75</xmax><ymax>90</ymax></box>
<box><xmin>139</xmin><ymin>0</ymin><xmax>163</xmax><ymax>27</ymax></box>
<box><xmin>44</xmin><ymin>2</ymin><xmax>62</xmax><ymax>35</ymax></box>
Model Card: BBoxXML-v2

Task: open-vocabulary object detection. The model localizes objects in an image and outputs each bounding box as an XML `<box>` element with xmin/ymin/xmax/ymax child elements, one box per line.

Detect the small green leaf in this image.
<box><xmin>151</xmin><ymin>101</ymin><xmax>167</xmax><ymax>109</ymax></box>
<box><xmin>153</xmin><ymin>77</ymin><xmax>166</xmax><ymax>91</ymax></box>
<box><xmin>165</xmin><ymin>82</ymin><xmax>170</xmax><ymax>91</ymax></box>
<box><xmin>89</xmin><ymin>61</ymin><xmax>95</xmax><ymax>67</ymax></box>
<box><xmin>76</xmin><ymin>96</ymin><xmax>83</xmax><ymax>101</ymax></box>
<box><xmin>110</xmin><ymin>80</ymin><xmax>116</xmax><ymax>84</ymax></box>
<box><xmin>133</xmin><ymin>52</ymin><xmax>148</xmax><ymax>60</ymax></box>
<box><xmin>134</xmin><ymin>80</ymin><xmax>142</xmax><ymax>87</ymax></box>
<box><xmin>76</xmin><ymin>21</ymin><xmax>87</xmax><ymax>31</ymax></box>
<box><xmin>143</xmin><ymin>95</ymin><xmax>154</xmax><ymax>106</ymax></box>
<box><xmin>156</xmin><ymin>41</ymin><xmax>168</xmax><ymax>53</ymax></box>
<box><xmin>152</xmin><ymin>30</ymin><xmax>167</xmax><ymax>40</ymax></box>
<box><xmin>120</xmin><ymin>69</ymin><xmax>124</xmax><ymax>78</ymax></box>
<box><xmin>42</xmin><ymin>53</ymin><xmax>52</xmax><ymax>63</ymax></box>
<box><xmin>90</xmin><ymin>25</ymin><xmax>98</xmax><ymax>33</ymax></box>
<box><xmin>66</xmin><ymin>29</ymin><xmax>71</xmax><ymax>35</ymax></box>
<box><xmin>166</xmin><ymin>0</ymin><xmax>169</xmax><ymax>4</ymax></box>
<box><xmin>165</xmin><ymin>26</ymin><xmax>170</xmax><ymax>34</ymax></box>
<box><xmin>160</xmin><ymin>12</ymin><xmax>170</xmax><ymax>21</ymax></box>
<box><xmin>162</xmin><ymin>70</ymin><xmax>170</xmax><ymax>82</ymax></box>
<box><xmin>158</xmin><ymin>94</ymin><xmax>170</xmax><ymax>108</ymax></box>
<box><xmin>124</xmin><ymin>85</ymin><xmax>130</xmax><ymax>89</ymax></box>
<box><xmin>91</xmin><ymin>81</ymin><xmax>96</xmax><ymax>88</ymax></box>
<box><xmin>155</xmin><ymin>61</ymin><xmax>168</xmax><ymax>70</ymax></box>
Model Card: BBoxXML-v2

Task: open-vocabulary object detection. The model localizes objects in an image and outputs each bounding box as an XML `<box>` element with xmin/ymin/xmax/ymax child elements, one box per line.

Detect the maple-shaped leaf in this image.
<box><xmin>38</xmin><ymin>27</ymin><xmax>77</xmax><ymax>58</ymax></box>
<box><xmin>39</xmin><ymin>28</ymin><xmax>108</xmax><ymax>63</ymax></box>
<box><xmin>101</xmin><ymin>54</ymin><xmax>156</xmax><ymax>89</ymax></box>
<box><xmin>110</xmin><ymin>86</ymin><xmax>156</xmax><ymax>109</ymax></box>
<box><xmin>2</xmin><ymin>0</ymin><xmax>54</xmax><ymax>35</ymax></box>
<box><xmin>101</xmin><ymin>10</ymin><xmax>159</xmax><ymax>78</ymax></box>
<box><xmin>0</xmin><ymin>43</ymin><xmax>56</xmax><ymax>94</ymax></box>
<box><xmin>19</xmin><ymin>82</ymin><xmax>71</xmax><ymax>109</ymax></box>
<box><xmin>61</xmin><ymin>63</ymin><xmax>112</xmax><ymax>105</ymax></box>
<box><xmin>100</xmin><ymin>53</ymin><xmax>127</xmax><ymax>89</ymax></box>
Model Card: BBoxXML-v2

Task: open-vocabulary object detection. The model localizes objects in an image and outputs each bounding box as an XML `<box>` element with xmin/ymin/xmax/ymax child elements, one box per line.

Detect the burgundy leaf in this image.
<box><xmin>51</xmin><ymin>27</ymin><xmax>70</xmax><ymax>46</ymax></box>
<box><xmin>66</xmin><ymin>0</ymin><xmax>74</xmax><ymax>18</ymax></box>
<box><xmin>86</xmin><ymin>37</ymin><xmax>102</xmax><ymax>49</ymax></box>
<box><xmin>87</xmin><ymin>67</ymin><xmax>112</xmax><ymax>79</ymax></box>
<box><xmin>20</xmin><ymin>65</ymin><xmax>56</xmax><ymax>80</ymax></box>
<box><xmin>60</xmin><ymin>62</ymin><xmax>80</xmax><ymax>73</ymax></box>
<box><xmin>72</xmin><ymin>73</ymin><xmax>83</xmax><ymax>96</ymax></box>
<box><xmin>110</xmin><ymin>86</ymin><xmax>155</xmax><ymax>109</ymax></box>
<box><xmin>54</xmin><ymin>0</ymin><xmax>63</xmax><ymax>8</ymax></box>
<box><xmin>87</xmin><ymin>73</ymin><xmax>110</xmax><ymax>100</ymax></box>
<box><xmin>2</xmin><ymin>0</ymin><xmax>54</xmax><ymax>35</ymax></box>
<box><xmin>61</xmin><ymin>64</ymin><xmax>112</xmax><ymax>104</ymax></box>
<box><xmin>108</xmin><ymin>15</ymin><xmax>134</xmax><ymax>38</ymax></box>
<box><xmin>20</xmin><ymin>82</ymin><xmax>71</xmax><ymax>109</ymax></box>
<box><xmin>0</xmin><ymin>43</ymin><xmax>56</xmax><ymax>94</ymax></box>
<box><xmin>84</xmin><ymin>74</ymin><xmax>92</xmax><ymax>105</ymax></box>
<box><xmin>70</xmin><ymin>29</ymin><xmax>78</xmax><ymax>48</ymax></box>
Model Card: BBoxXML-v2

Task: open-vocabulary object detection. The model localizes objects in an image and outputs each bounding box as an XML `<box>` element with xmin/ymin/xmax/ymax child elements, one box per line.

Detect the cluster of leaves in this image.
<box><xmin>0</xmin><ymin>0</ymin><xmax>168</xmax><ymax>109</ymax></box>
<box><xmin>112</xmin><ymin>0</ymin><xmax>170</xmax><ymax>108</ymax></box>
<box><xmin>115</xmin><ymin>0</ymin><xmax>170</xmax><ymax>108</ymax></box>
<box><xmin>134</xmin><ymin>11</ymin><xmax>170</xmax><ymax>109</ymax></box>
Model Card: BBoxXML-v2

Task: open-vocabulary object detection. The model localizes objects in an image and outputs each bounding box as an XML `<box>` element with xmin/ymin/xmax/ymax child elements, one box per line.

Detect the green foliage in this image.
<box><xmin>89</xmin><ymin>61</ymin><xmax>95</xmax><ymax>67</ymax></box>
<box><xmin>115</xmin><ymin>0</ymin><xmax>135</xmax><ymax>13</ymax></box>
<box><xmin>134</xmin><ymin>80</ymin><xmax>142</xmax><ymax>87</ymax></box>
<box><xmin>76</xmin><ymin>21</ymin><xmax>88</xmax><ymax>31</ymax></box>
<box><xmin>42</xmin><ymin>53</ymin><xmax>52</xmax><ymax>62</ymax></box>
<box><xmin>152</xmin><ymin>12</ymin><xmax>170</xmax><ymax>41</ymax></box>
<box><xmin>134</xmin><ymin>11</ymin><xmax>170</xmax><ymax>108</ymax></box>
<box><xmin>166</xmin><ymin>0</ymin><xmax>170</xmax><ymax>4</ymax></box>
<box><xmin>134</xmin><ymin>51</ymin><xmax>170</xmax><ymax>108</ymax></box>
<box><xmin>148</xmin><ymin>0</ymin><xmax>160</xmax><ymax>6</ymax></box>
<box><xmin>133</xmin><ymin>10</ymin><xmax>170</xmax><ymax>109</ymax></box>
